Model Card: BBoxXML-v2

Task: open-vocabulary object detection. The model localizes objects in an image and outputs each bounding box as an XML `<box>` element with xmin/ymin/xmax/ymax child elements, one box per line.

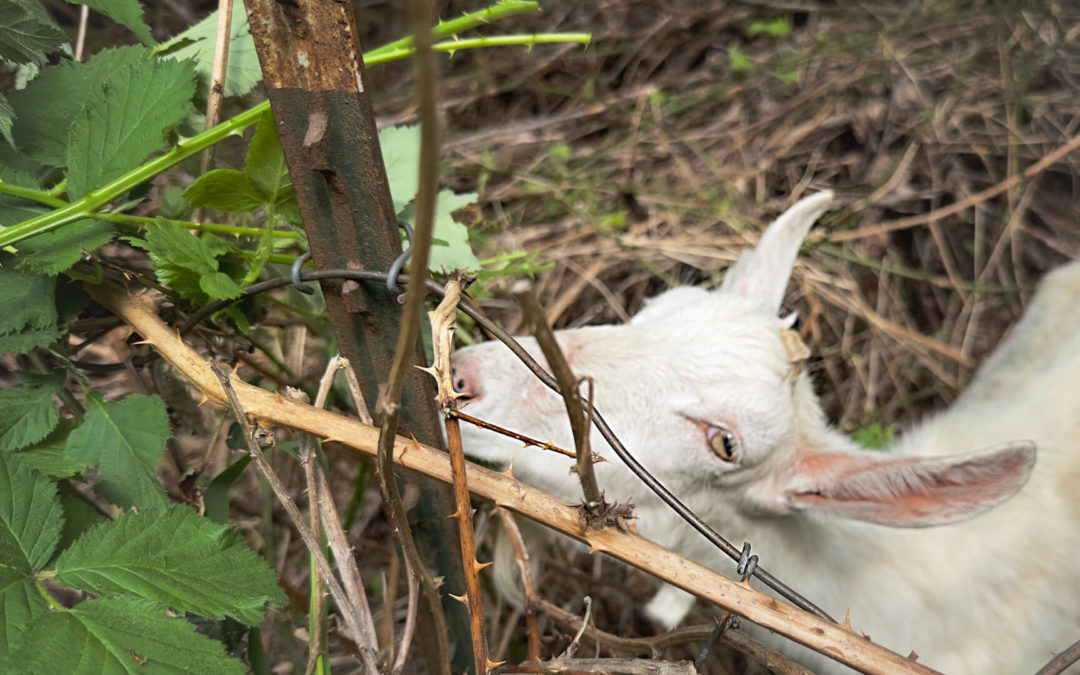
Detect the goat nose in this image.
<box><xmin>450</xmin><ymin>360</ymin><xmax>482</xmax><ymax>401</ymax></box>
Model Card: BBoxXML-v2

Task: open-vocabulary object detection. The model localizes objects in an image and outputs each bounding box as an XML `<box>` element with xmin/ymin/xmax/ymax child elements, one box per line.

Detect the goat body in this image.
<box><xmin>451</xmin><ymin>191</ymin><xmax>1080</xmax><ymax>673</ymax></box>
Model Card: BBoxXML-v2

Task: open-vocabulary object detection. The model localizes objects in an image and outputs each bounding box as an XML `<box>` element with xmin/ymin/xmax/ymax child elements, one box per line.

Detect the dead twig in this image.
<box><xmin>449</xmin><ymin>410</ymin><xmax>603</xmax><ymax>463</ymax></box>
<box><xmin>427</xmin><ymin>277</ymin><xmax>495</xmax><ymax>673</ymax></box>
<box><xmin>495</xmin><ymin>508</ymin><xmax>542</xmax><ymax>662</ymax></box>
<box><xmin>1034</xmin><ymin>636</ymin><xmax>1080</xmax><ymax>675</ymax></box>
<box><xmin>513</xmin><ymin>280</ymin><xmax>606</xmax><ymax>513</ymax></box>
<box><xmin>371</xmin><ymin>0</ymin><xmax>451</xmax><ymax>670</ymax></box>
<box><xmin>208</xmin><ymin>361</ymin><xmax>381</xmax><ymax>674</ymax></box>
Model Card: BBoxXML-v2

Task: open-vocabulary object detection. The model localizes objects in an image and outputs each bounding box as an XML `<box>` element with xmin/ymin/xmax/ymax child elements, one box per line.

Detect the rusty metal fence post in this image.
<box><xmin>242</xmin><ymin>0</ymin><xmax>469</xmax><ymax>669</ymax></box>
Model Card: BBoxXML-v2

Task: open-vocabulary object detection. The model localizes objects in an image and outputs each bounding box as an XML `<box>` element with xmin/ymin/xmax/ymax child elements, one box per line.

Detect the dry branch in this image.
<box><xmin>90</xmin><ymin>282</ymin><xmax>939</xmax><ymax>675</ymax></box>
<box><xmin>513</xmin><ymin>280</ymin><xmax>604</xmax><ymax>509</ymax></box>
<box><xmin>427</xmin><ymin>278</ymin><xmax>493</xmax><ymax>673</ymax></box>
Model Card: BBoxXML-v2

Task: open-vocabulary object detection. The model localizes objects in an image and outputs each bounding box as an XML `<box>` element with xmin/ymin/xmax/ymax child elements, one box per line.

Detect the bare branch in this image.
<box><xmin>512</xmin><ymin>281</ymin><xmax>604</xmax><ymax>509</ymax></box>
<box><xmin>208</xmin><ymin>362</ymin><xmax>380</xmax><ymax>673</ymax></box>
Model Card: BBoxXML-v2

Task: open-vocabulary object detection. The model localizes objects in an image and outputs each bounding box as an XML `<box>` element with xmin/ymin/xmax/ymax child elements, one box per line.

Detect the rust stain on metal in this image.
<box><xmin>242</xmin><ymin>0</ymin><xmax>468</xmax><ymax>666</ymax></box>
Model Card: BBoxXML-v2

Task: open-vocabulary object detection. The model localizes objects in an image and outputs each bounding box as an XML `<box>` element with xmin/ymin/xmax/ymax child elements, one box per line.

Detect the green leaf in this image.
<box><xmin>245</xmin><ymin>109</ymin><xmax>289</xmax><ymax>201</ymax></box>
<box><xmin>17</xmin><ymin>418</ymin><xmax>86</xmax><ymax>478</ymax></box>
<box><xmin>852</xmin><ymin>423</ymin><xmax>895</xmax><ymax>450</ymax></box>
<box><xmin>204</xmin><ymin>456</ymin><xmax>251</xmax><ymax>524</ymax></box>
<box><xmin>0</xmin><ymin>0</ymin><xmax>68</xmax><ymax>65</ymax></box>
<box><xmin>0</xmin><ymin>567</ymin><xmax>48</xmax><ymax>666</ymax></box>
<box><xmin>11</xmin><ymin>596</ymin><xmax>248</xmax><ymax>675</ymax></box>
<box><xmin>65</xmin><ymin>57</ymin><xmax>196</xmax><ymax>199</ymax></box>
<box><xmin>0</xmin><ymin>371</ymin><xmax>63</xmax><ymax>451</ymax></box>
<box><xmin>0</xmin><ymin>324</ymin><xmax>61</xmax><ymax>354</ymax></box>
<box><xmin>74</xmin><ymin>0</ymin><xmax>153</xmax><ymax>45</ymax></box>
<box><xmin>0</xmin><ymin>264</ymin><xmax>57</xmax><ymax>353</ymax></box>
<box><xmin>64</xmin><ymin>393</ymin><xmax>171</xmax><ymax>511</ymax></box>
<box><xmin>156</xmin><ymin>3</ymin><xmax>262</xmax><ymax>99</ymax></box>
<box><xmin>15</xmin><ymin>219</ymin><xmax>114</xmax><ymax>275</ymax></box>
<box><xmin>0</xmin><ymin>92</ymin><xmax>14</xmax><ymax>147</ymax></box>
<box><xmin>730</xmin><ymin>48</ymin><xmax>753</xmax><ymax>72</ymax></box>
<box><xmin>127</xmin><ymin>219</ymin><xmax>244</xmax><ymax>302</ymax></box>
<box><xmin>7</xmin><ymin>46</ymin><xmax>147</xmax><ymax>168</ymax></box>
<box><xmin>748</xmin><ymin>17</ymin><xmax>791</xmax><ymax>37</ymax></box>
<box><xmin>380</xmin><ymin>124</ymin><xmax>421</xmax><ymax>213</ymax></box>
<box><xmin>55</xmin><ymin>506</ymin><xmax>285</xmax><ymax>625</ymax></box>
<box><xmin>0</xmin><ymin>452</ymin><xmax>63</xmax><ymax>573</ymax></box>
<box><xmin>183</xmin><ymin>169</ymin><xmax>264</xmax><ymax>212</ymax></box>
<box><xmin>400</xmin><ymin>190</ymin><xmax>480</xmax><ymax>272</ymax></box>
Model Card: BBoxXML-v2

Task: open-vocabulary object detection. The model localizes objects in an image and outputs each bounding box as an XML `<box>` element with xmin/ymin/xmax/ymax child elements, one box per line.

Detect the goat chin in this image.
<box><xmin>451</xmin><ymin>191</ymin><xmax>1080</xmax><ymax>673</ymax></box>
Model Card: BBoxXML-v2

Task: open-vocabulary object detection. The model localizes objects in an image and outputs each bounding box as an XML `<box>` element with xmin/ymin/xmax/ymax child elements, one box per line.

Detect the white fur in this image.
<box><xmin>451</xmin><ymin>191</ymin><xmax>1080</xmax><ymax>673</ymax></box>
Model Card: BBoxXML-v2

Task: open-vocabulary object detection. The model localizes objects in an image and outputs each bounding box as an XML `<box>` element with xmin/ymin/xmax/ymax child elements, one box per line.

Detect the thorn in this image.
<box><xmin>588</xmin><ymin>542</ymin><xmax>604</xmax><ymax>555</ymax></box>
<box><xmin>230</xmin><ymin>362</ymin><xmax>242</xmax><ymax>376</ymax></box>
<box><xmin>130</xmin><ymin>338</ymin><xmax>153</xmax><ymax>346</ymax></box>
<box><xmin>196</xmin><ymin>393</ymin><xmax>210</xmax><ymax>407</ymax></box>
<box><xmin>487</xmin><ymin>659</ymin><xmax>506</xmax><ymax>669</ymax></box>
<box><xmin>840</xmin><ymin>610</ymin><xmax>855</xmax><ymax>632</ymax></box>
<box><xmin>474</xmin><ymin>560</ymin><xmax>494</xmax><ymax>573</ymax></box>
<box><xmin>415</xmin><ymin>365</ymin><xmax>438</xmax><ymax>377</ymax></box>
<box><xmin>449</xmin><ymin>593</ymin><xmax>468</xmax><ymax>605</ymax></box>
<box><xmin>448</xmin><ymin>510</ymin><xmax>462</xmax><ymax>520</ymax></box>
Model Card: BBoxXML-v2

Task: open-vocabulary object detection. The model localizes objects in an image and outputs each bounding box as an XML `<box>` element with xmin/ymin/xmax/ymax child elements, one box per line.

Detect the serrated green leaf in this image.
<box><xmin>274</xmin><ymin>185</ymin><xmax>303</xmax><ymax>226</ymax></box>
<box><xmin>127</xmin><ymin>219</ymin><xmax>244</xmax><ymax>302</ymax></box>
<box><xmin>15</xmin><ymin>219</ymin><xmax>114</xmax><ymax>275</ymax></box>
<box><xmin>8</xmin><ymin>46</ymin><xmax>147</xmax><ymax>167</ymax></box>
<box><xmin>66</xmin><ymin>57</ymin><xmax>196</xmax><ymax>199</ymax></box>
<box><xmin>0</xmin><ymin>92</ymin><xmax>14</xmax><ymax>147</ymax></box>
<box><xmin>55</xmin><ymin>506</ymin><xmax>285</xmax><ymax>625</ymax></box>
<box><xmin>0</xmin><ymin>264</ymin><xmax>56</xmax><ymax>338</ymax></box>
<box><xmin>0</xmin><ymin>453</ymin><xmax>63</xmax><ymax>572</ymax></box>
<box><xmin>0</xmin><ymin>324</ymin><xmax>61</xmax><ymax>354</ymax></box>
<box><xmin>0</xmin><ymin>0</ymin><xmax>68</xmax><ymax>65</ymax></box>
<box><xmin>0</xmin><ymin>567</ymin><xmax>49</xmax><ymax>666</ymax></box>
<box><xmin>157</xmin><ymin>3</ymin><xmax>262</xmax><ymax>99</ymax></box>
<box><xmin>11</xmin><ymin>596</ymin><xmax>247</xmax><ymax>675</ymax></box>
<box><xmin>0</xmin><ymin>371</ymin><xmax>63</xmax><ymax>451</ymax></box>
<box><xmin>380</xmin><ymin>124</ymin><xmax>421</xmax><ymax>213</ymax></box>
<box><xmin>64</xmin><ymin>393</ymin><xmax>170</xmax><ymax>511</ymax></box>
<box><xmin>183</xmin><ymin>169</ymin><xmax>264</xmax><ymax>212</ymax></box>
<box><xmin>245</xmin><ymin>109</ymin><xmax>289</xmax><ymax>201</ymax></box>
<box><xmin>17</xmin><ymin>418</ymin><xmax>86</xmax><ymax>478</ymax></box>
<box><xmin>159</xmin><ymin>185</ymin><xmax>190</xmax><ymax>220</ymax></box>
<box><xmin>74</xmin><ymin>0</ymin><xmax>153</xmax><ymax>45</ymax></box>
<box><xmin>400</xmin><ymin>190</ymin><xmax>480</xmax><ymax>272</ymax></box>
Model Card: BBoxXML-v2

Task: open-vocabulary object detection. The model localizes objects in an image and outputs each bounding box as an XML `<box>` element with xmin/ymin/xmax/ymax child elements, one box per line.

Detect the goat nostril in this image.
<box><xmin>454</xmin><ymin>377</ymin><xmax>467</xmax><ymax>393</ymax></box>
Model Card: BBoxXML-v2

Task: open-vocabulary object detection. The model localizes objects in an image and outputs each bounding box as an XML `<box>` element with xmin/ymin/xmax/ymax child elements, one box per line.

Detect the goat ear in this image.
<box><xmin>720</xmin><ymin>190</ymin><xmax>834</xmax><ymax>312</ymax></box>
<box><xmin>780</xmin><ymin>442</ymin><xmax>1035</xmax><ymax>527</ymax></box>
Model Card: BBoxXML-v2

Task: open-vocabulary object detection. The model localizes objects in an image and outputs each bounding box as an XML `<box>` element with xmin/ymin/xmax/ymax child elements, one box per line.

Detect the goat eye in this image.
<box><xmin>707</xmin><ymin>426</ymin><xmax>739</xmax><ymax>461</ymax></box>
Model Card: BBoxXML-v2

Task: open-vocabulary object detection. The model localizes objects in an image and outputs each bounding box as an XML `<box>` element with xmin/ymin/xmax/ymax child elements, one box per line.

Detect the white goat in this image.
<box><xmin>451</xmin><ymin>191</ymin><xmax>1080</xmax><ymax>673</ymax></box>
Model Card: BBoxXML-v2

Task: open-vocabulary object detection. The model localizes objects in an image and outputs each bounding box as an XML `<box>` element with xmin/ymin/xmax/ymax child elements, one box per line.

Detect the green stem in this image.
<box><xmin>0</xmin><ymin>181</ymin><xmax>67</xmax><ymax>208</ymax></box>
<box><xmin>0</xmin><ymin>16</ymin><xmax>589</xmax><ymax>249</ymax></box>
<box><xmin>366</xmin><ymin>0</ymin><xmax>541</xmax><ymax>57</ymax></box>
<box><xmin>366</xmin><ymin>33</ymin><xmax>592</xmax><ymax>66</ymax></box>
<box><xmin>34</xmin><ymin>580</ymin><xmax>65</xmax><ymax>612</ymax></box>
<box><xmin>92</xmin><ymin>212</ymin><xmax>304</xmax><ymax>239</ymax></box>
<box><xmin>0</xmin><ymin>102</ymin><xmax>270</xmax><ymax>248</ymax></box>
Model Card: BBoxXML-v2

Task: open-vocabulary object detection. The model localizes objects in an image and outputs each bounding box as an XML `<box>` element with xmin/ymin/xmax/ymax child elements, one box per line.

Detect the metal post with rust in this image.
<box><xmin>242</xmin><ymin>0</ymin><xmax>468</xmax><ymax>669</ymax></box>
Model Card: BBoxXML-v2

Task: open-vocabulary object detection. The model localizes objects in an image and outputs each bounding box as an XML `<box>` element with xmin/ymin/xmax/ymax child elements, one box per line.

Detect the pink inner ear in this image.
<box><xmin>786</xmin><ymin>443</ymin><xmax>1036</xmax><ymax>527</ymax></box>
